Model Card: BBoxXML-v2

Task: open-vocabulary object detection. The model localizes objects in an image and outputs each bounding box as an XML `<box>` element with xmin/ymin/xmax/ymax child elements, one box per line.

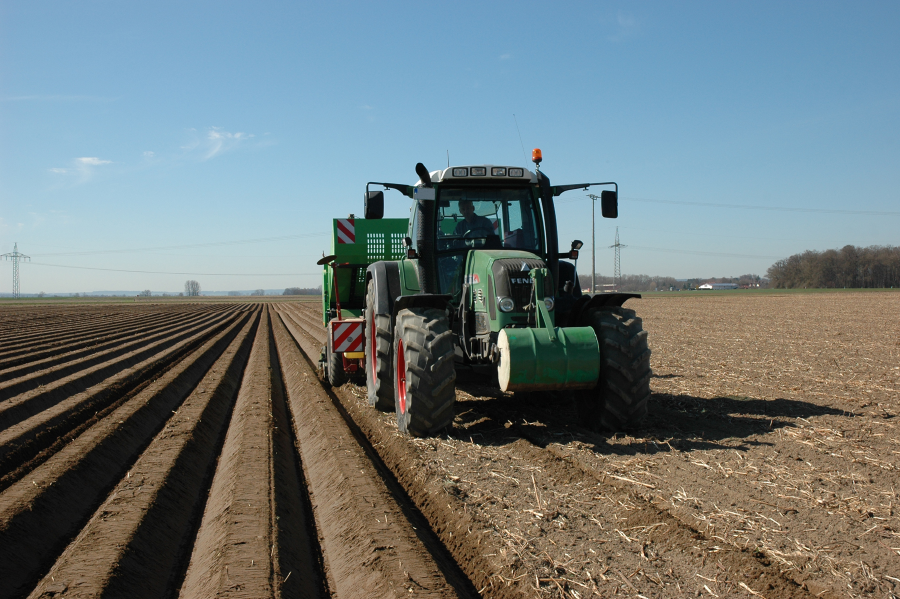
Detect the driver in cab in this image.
<box><xmin>454</xmin><ymin>199</ymin><xmax>494</xmax><ymax>237</ymax></box>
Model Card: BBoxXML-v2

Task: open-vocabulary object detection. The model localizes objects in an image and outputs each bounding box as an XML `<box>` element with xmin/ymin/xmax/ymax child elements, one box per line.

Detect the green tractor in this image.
<box><xmin>361</xmin><ymin>150</ymin><xmax>651</xmax><ymax>436</ymax></box>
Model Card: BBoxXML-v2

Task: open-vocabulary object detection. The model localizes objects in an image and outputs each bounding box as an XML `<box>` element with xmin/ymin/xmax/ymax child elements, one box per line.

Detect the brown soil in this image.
<box><xmin>1</xmin><ymin>293</ymin><xmax>896</xmax><ymax>599</ymax></box>
<box><xmin>290</xmin><ymin>293</ymin><xmax>899</xmax><ymax>599</ymax></box>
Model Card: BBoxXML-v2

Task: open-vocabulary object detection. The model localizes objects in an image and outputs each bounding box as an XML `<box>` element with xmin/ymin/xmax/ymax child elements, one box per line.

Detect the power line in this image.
<box><xmin>601</xmin><ymin>224</ymin><xmax>856</xmax><ymax>246</ymax></box>
<box><xmin>624</xmin><ymin>196</ymin><xmax>900</xmax><ymax>216</ymax></box>
<box><xmin>627</xmin><ymin>245</ymin><xmax>784</xmax><ymax>260</ymax></box>
<box><xmin>556</xmin><ymin>194</ymin><xmax>900</xmax><ymax>216</ymax></box>
<box><xmin>29</xmin><ymin>262</ymin><xmax>319</xmax><ymax>276</ymax></box>
<box><xmin>31</xmin><ymin>232</ymin><xmax>329</xmax><ymax>258</ymax></box>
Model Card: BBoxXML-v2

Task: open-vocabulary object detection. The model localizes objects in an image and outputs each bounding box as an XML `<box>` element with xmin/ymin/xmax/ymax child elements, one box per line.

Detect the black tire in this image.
<box><xmin>575</xmin><ymin>306</ymin><xmax>651</xmax><ymax>431</ymax></box>
<box><xmin>326</xmin><ymin>339</ymin><xmax>348</xmax><ymax>388</ymax></box>
<box><xmin>393</xmin><ymin>307</ymin><xmax>456</xmax><ymax>437</ymax></box>
<box><xmin>365</xmin><ymin>280</ymin><xmax>394</xmax><ymax>410</ymax></box>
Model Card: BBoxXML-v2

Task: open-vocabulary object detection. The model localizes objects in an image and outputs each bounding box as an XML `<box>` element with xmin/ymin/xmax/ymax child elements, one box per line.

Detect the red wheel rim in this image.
<box><xmin>396</xmin><ymin>338</ymin><xmax>407</xmax><ymax>414</ymax></box>
<box><xmin>369</xmin><ymin>312</ymin><xmax>376</xmax><ymax>381</ymax></box>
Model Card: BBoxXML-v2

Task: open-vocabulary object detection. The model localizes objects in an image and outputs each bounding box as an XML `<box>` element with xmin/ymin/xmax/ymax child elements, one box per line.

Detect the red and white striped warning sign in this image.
<box><xmin>336</xmin><ymin>219</ymin><xmax>355</xmax><ymax>244</ymax></box>
<box><xmin>331</xmin><ymin>320</ymin><xmax>363</xmax><ymax>352</ymax></box>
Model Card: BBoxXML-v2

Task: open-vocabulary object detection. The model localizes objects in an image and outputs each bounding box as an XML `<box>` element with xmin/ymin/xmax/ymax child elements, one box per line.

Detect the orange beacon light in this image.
<box><xmin>532</xmin><ymin>148</ymin><xmax>542</xmax><ymax>164</ymax></box>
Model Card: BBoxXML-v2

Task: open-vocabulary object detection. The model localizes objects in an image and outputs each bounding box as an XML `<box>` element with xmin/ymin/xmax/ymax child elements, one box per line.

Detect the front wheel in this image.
<box><xmin>575</xmin><ymin>306</ymin><xmax>651</xmax><ymax>431</ymax></box>
<box><xmin>393</xmin><ymin>307</ymin><xmax>456</xmax><ymax>437</ymax></box>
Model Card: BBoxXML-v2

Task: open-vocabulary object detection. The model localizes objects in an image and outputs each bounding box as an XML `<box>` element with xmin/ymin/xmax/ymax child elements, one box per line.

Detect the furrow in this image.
<box><xmin>0</xmin><ymin>311</ymin><xmax>242</xmax><ymax>486</ymax></box>
<box><xmin>0</xmin><ymin>309</ymin><xmax>237</xmax><ymax>429</ymax></box>
<box><xmin>266</xmin><ymin>309</ymin><xmax>330</xmax><ymax>599</ymax></box>
<box><xmin>271</xmin><ymin>304</ymin><xmax>474</xmax><ymax>599</ymax></box>
<box><xmin>0</xmin><ymin>309</ymin><xmax>132</xmax><ymax>338</ymax></box>
<box><xmin>0</xmin><ymin>309</ymin><xmax>167</xmax><ymax>349</ymax></box>
<box><xmin>0</xmin><ymin>309</ymin><xmax>202</xmax><ymax>373</ymax></box>
<box><xmin>279</xmin><ymin>305</ymin><xmax>327</xmax><ymax>344</ymax></box>
<box><xmin>0</xmin><ymin>309</ymin><xmax>233</xmax><ymax>402</ymax></box>
<box><xmin>0</xmin><ymin>311</ymin><xmax>249</xmax><ymax>599</ymax></box>
<box><xmin>178</xmin><ymin>307</ymin><xmax>282</xmax><ymax>598</ymax></box>
<box><xmin>281</xmin><ymin>308</ymin><xmax>525</xmax><ymax>599</ymax></box>
<box><xmin>24</xmin><ymin>309</ymin><xmax>261</xmax><ymax>599</ymax></box>
<box><xmin>0</xmin><ymin>303</ymin><xmax>234</xmax><ymax>351</ymax></box>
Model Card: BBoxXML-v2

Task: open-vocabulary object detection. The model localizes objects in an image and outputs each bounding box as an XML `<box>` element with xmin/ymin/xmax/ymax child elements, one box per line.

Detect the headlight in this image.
<box><xmin>470</xmin><ymin>167</ymin><xmax>487</xmax><ymax>176</ymax></box>
<box><xmin>543</xmin><ymin>297</ymin><xmax>555</xmax><ymax>311</ymax></box>
<box><xmin>508</xmin><ymin>168</ymin><xmax>524</xmax><ymax>177</ymax></box>
<box><xmin>498</xmin><ymin>297</ymin><xmax>515</xmax><ymax>312</ymax></box>
<box><xmin>452</xmin><ymin>168</ymin><xmax>468</xmax><ymax>177</ymax></box>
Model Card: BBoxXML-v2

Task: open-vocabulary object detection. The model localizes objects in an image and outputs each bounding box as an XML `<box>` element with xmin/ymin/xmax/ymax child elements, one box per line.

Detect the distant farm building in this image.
<box><xmin>699</xmin><ymin>283</ymin><xmax>739</xmax><ymax>290</ymax></box>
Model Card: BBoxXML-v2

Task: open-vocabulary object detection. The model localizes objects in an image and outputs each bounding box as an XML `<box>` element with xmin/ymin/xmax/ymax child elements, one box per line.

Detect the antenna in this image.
<box><xmin>609</xmin><ymin>227</ymin><xmax>626</xmax><ymax>290</ymax></box>
<box><xmin>447</xmin><ymin>150</ymin><xmax>450</xmax><ymax>168</ymax></box>
<box><xmin>513</xmin><ymin>114</ymin><xmax>527</xmax><ymax>163</ymax></box>
<box><xmin>1</xmin><ymin>242</ymin><xmax>31</xmax><ymax>299</ymax></box>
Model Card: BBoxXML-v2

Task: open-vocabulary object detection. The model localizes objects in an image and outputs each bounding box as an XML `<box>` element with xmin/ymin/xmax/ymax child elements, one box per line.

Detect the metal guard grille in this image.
<box><xmin>490</xmin><ymin>258</ymin><xmax>553</xmax><ymax>311</ymax></box>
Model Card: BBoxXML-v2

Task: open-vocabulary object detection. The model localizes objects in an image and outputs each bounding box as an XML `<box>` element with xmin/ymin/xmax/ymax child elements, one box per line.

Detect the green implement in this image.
<box><xmin>497</xmin><ymin>268</ymin><xmax>600</xmax><ymax>392</ymax></box>
<box><xmin>322</xmin><ymin>217</ymin><xmax>407</xmax><ymax>323</ymax></box>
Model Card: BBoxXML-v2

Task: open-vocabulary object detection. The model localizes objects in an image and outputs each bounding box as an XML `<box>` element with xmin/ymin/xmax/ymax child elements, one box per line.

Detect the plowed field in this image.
<box><xmin>1</xmin><ymin>293</ymin><xmax>897</xmax><ymax>599</ymax></box>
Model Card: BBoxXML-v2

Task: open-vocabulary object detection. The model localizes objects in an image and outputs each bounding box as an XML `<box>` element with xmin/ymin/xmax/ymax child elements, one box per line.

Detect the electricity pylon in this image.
<box><xmin>609</xmin><ymin>228</ymin><xmax>626</xmax><ymax>290</ymax></box>
<box><xmin>2</xmin><ymin>243</ymin><xmax>31</xmax><ymax>299</ymax></box>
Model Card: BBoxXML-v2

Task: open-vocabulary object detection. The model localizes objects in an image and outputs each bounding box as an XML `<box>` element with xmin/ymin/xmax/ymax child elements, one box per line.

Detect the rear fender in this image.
<box><xmin>366</xmin><ymin>261</ymin><xmax>402</xmax><ymax>316</ymax></box>
<box><xmin>570</xmin><ymin>292</ymin><xmax>641</xmax><ymax>325</ymax></box>
<box><xmin>391</xmin><ymin>294</ymin><xmax>451</xmax><ymax>320</ymax></box>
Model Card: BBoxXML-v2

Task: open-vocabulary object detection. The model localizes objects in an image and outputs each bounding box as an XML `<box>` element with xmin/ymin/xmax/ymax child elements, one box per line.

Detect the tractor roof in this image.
<box><xmin>416</xmin><ymin>165</ymin><xmax>537</xmax><ymax>187</ymax></box>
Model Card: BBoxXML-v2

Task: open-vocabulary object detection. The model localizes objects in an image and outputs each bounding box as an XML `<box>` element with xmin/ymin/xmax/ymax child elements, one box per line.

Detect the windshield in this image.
<box><xmin>436</xmin><ymin>187</ymin><xmax>541</xmax><ymax>252</ymax></box>
<box><xmin>433</xmin><ymin>186</ymin><xmax>543</xmax><ymax>299</ymax></box>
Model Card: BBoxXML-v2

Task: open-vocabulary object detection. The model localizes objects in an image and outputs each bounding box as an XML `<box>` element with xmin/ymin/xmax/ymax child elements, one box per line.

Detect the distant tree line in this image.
<box><xmin>283</xmin><ymin>286</ymin><xmax>322</xmax><ymax>296</ymax></box>
<box><xmin>767</xmin><ymin>245</ymin><xmax>900</xmax><ymax>289</ymax></box>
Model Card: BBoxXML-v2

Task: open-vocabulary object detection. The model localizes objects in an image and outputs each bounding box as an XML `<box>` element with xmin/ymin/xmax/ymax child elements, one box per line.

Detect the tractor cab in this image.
<box><xmin>432</xmin><ymin>182</ymin><xmax>544</xmax><ymax>302</ymax></box>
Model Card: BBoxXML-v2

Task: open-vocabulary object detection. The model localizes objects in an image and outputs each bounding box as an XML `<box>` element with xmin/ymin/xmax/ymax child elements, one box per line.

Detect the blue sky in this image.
<box><xmin>1</xmin><ymin>1</ymin><xmax>898</xmax><ymax>293</ymax></box>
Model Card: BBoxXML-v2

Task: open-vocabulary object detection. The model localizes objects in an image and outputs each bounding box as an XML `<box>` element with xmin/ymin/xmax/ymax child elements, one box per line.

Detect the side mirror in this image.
<box><xmin>558</xmin><ymin>239</ymin><xmax>583</xmax><ymax>260</ymax></box>
<box><xmin>403</xmin><ymin>236</ymin><xmax>417</xmax><ymax>259</ymax></box>
<box><xmin>601</xmin><ymin>190</ymin><xmax>617</xmax><ymax>219</ymax></box>
<box><xmin>365</xmin><ymin>191</ymin><xmax>384</xmax><ymax>219</ymax></box>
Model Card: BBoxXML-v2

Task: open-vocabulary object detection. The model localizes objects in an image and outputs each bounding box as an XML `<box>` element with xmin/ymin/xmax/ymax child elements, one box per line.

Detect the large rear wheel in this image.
<box><xmin>576</xmin><ymin>306</ymin><xmax>651</xmax><ymax>431</ymax></box>
<box><xmin>365</xmin><ymin>280</ymin><xmax>394</xmax><ymax>410</ymax></box>
<box><xmin>393</xmin><ymin>307</ymin><xmax>456</xmax><ymax>436</ymax></box>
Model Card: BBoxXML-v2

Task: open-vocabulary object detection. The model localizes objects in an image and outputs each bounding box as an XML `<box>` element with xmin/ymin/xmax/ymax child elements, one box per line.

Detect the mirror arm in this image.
<box><xmin>551</xmin><ymin>182</ymin><xmax>617</xmax><ymax>196</ymax></box>
<box><xmin>367</xmin><ymin>182</ymin><xmax>415</xmax><ymax>199</ymax></box>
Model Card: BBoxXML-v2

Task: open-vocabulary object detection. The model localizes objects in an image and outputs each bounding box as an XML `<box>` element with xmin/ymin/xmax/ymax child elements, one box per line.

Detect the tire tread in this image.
<box><xmin>576</xmin><ymin>306</ymin><xmax>652</xmax><ymax>431</ymax></box>
<box><xmin>394</xmin><ymin>307</ymin><xmax>456</xmax><ymax>437</ymax></box>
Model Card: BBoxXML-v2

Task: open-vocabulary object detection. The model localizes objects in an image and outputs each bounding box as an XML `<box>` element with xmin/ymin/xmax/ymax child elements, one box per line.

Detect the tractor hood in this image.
<box><xmin>468</xmin><ymin>250</ymin><xmax>554</xmax><ymax>316</ymax></box>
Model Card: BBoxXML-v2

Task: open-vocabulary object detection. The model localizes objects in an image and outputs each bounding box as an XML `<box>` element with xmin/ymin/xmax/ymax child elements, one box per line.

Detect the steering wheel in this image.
<box><xmin>462</xmin><ymin>227</ymin><xmax>492</xmax><ymax>247</ymax></box>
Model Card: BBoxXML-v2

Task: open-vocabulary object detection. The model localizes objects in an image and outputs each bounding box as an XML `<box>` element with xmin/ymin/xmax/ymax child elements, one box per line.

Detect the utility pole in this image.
<box><xmin>587</xmin><ymin>194</ymin><xmax>599</xmax><ymax>294</ymax></box>
<box><xmin>1</xmin><ymin>243</ymin><xmax>31</xmax><ymax>299</ymax></box>
<box><xmin>609</xmin><ymin>227</ymin><xmax>626</xmax><ymax>290</ymax></box>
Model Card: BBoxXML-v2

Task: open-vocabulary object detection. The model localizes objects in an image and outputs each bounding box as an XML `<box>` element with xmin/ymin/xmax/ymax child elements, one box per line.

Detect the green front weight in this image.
<box><xmin>497</xmin><ymin>326</ymin><xmax>600</xmax><ymax>392</ymax></box>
